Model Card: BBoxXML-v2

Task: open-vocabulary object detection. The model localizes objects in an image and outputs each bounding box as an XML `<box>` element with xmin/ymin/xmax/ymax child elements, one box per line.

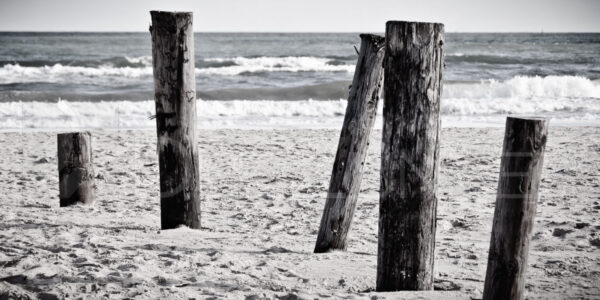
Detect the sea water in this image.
<box><xmin>0</xmin><ymin>32</ymin><xmax>598</xmax><ymax>130</ymax></box>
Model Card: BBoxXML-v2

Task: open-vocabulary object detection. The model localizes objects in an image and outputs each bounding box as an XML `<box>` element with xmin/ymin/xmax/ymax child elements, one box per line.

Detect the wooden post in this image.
<box><xmin>150</xmin><ymin>11</ymin><xmax>201</xmax><ymax>230</ymax></box>
<box><xmin>483</xmin><ymin>117</ymin><xmax>548</xmax><ymax>300</ymax></box>
<box><xmin>57</xmin><ymin>132</ymin><xmax>94</xmax><ymax>207</ymax></box>
<box><xmin>314</xmin><ymin>34</ymin><xmax>385</xmax><ymax>253</ymax></box>
<box><xmin>377</xmin><ymin>21</ymin><xmax>444</xmax><ymax>291</ymax></box>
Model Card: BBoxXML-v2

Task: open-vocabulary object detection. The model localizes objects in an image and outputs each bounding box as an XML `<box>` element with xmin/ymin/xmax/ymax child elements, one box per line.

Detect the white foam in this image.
<box><xmin>1</xmin><ymin>96</ymin><xmax>599</xmax><ymax>131</ymax></box>
<box><xmin>0</xmin><ymin>99</ymin><xmax>349</xmax><ymax>130</ymax></box>
<box><xmin>1</xmin><ymin>76</ymin><xmax>599</xmax><ymax>130</ymax></box>
<box><xmin>441</xmin><ymin>76</ymin><xmax>600</xmax><ymax>119</ymax></box>
<box><xmin>199</xmin><ymin>56</ymin><xmax>354</xmax><ymax>75</ymax></box>
<box><xmin>0</xmin><ymin>63</ymin><xmax>153</xmax><ymax>84</ymax></box>
<box><xmin>0</xmin><ymin>56</ymin><xmax>354</xmax><ymax>83</ymax></box>
<box><xmin>124</xmin><ymin>55</ymin><xmax>153</xmax><ymax>67</ymax></box>
<box><xmin>445</xmin><ymin>75</ymin><xmax>600</xmax><ymax>99</ymax></box>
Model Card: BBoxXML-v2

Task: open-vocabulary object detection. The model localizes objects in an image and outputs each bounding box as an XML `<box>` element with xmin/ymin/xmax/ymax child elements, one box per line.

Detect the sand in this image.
<box><xmin>0</xmin><ymin>127</ymin><xmax>599</xmax><ymax>299</ymax></box>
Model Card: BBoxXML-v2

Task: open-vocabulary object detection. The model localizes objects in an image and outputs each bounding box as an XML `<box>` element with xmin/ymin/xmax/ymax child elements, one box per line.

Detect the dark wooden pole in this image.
<box><xmin>377</xmin><ymin>21</ymin><xmax>444</xmax><ymax>291</ymax></box>
<box><xmin>314</xmin><ymin>34</ymin><xmax>385</xmax><ymax>253</ymax></box>
<box><xmin>483</xmin><ymin>117</ymin><xmax>548</xmax><ymax>300</ymax></box>
<box><xmin>150</xmin><ymin>11</ymin><xmax>201</xmax><ymax>230</ymax></box>
<box><xmin>57</xmin><ymin>132</ymin><xmax>94</xmax><ymax>207</ymax></box>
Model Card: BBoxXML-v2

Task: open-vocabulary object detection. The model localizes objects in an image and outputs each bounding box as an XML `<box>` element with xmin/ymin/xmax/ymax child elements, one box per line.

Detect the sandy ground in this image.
<box><xmin>0</xmin><ymin>127</ymin><xmax>599</xmax><ymax>299</ymax></box>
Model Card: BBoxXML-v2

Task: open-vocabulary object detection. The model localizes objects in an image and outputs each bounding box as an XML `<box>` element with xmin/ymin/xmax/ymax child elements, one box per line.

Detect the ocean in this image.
<box><xmin>0</xmin><ymin>32</ymin><xmax>599</xmax><ymax>130</ymax></box>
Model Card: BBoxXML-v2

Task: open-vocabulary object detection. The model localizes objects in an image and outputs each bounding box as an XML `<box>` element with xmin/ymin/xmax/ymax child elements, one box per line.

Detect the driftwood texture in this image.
<box><xmin>150</xmin><ymin>11</ymin><xmax>201</xmax><ymax>230</ymax></box>
<box><xmin>314</xmin><ymin>34</ymin><xmax>386</xmax><ymax>253</ymax></box>
<box><xmin>377</xmin><ymin>21</ymin><xmax>444</xmax><ymax>291</ymax></box>
<box><xmin>483</xmin><ymin>117</ymin><xmax>548</xmax><ymax>300</ymax></box>
<box><xmin>57</xmin><ymin>132</ymin><xmax>94</xmax><ymax>207</ymax></box>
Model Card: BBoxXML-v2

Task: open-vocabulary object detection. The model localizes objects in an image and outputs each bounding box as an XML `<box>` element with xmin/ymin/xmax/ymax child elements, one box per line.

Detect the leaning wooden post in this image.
<box><xmin>314</xmin><ymin>34</ymin><xmax>385</xmax><ymax>253</ymax></box>
<box><xmin>483</xmin><ymin>117</ymin><xmax>548</xmax><ymax>300</ymax></box>
<box><xmin>57</xmin><ymin>132</ymin><xmax>94</xmax><ymax>207</ymax></box>
<box><xmin>150</xmin><ymin>11</ymin><xmax>201</xmax><ymax>229</ymax></box>
<box><xmin>377</xmin><ymin>21</ymin><xmax>444</xmax><ymax>291</ymax></box>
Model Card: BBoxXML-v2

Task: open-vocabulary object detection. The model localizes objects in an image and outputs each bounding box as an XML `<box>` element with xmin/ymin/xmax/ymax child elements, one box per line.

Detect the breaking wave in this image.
<box><xmin>197</xmin><ymin>56</ymin><xmax>354</xmax><ymax>75</ymax></box>
<box><xmin>0</xmin><ymin>75</ymin><xmax>598</xmax><ymax>129</ymax></box>
<box><xmin>445</xmin><ymin>75</ymin><xmax>600</xmax><ymax>100</ymax></box>
<box><xmin>0</xmin><ymin>56</ymin><xmax>354</xmax><ymax>83</ymax></box>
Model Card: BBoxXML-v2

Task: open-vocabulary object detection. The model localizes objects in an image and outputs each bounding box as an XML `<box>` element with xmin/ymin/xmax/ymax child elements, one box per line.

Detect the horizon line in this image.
<box><xmin>1</xmin><ymin>30</ymin><xmax>599</xmax><ymax>34</ymax></box>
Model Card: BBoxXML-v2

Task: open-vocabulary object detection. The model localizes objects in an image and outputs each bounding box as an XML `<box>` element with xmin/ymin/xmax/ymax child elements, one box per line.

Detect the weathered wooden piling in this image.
<box><xmin>57</xmin><ymin>132</ymin><xmax>94</xmax><ymax>207</ymax></box>
<box><xmin>314</xmin><ymin>34</ymin><xmax>386</xmax><ymax>253</ymax></box>
<box><xmin>483</xmin><ymin>117</ymin><xmax>548</xmax><ymax>300</ymax></box>
<box><xmin>150</xmin><ymin>11</ymin><xmax>201</xmax><ymax>229</ymax></box>
<box><xmin>377</xmin><ymin>21</ymin><xmax>444</xmax><ymax>291</ymax></box>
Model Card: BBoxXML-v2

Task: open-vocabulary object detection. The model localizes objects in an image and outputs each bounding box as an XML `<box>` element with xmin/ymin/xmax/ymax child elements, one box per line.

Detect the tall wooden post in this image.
<box><xmin>314</xmin><ymin>34</ymin><xmax>385</xmax><ymax>253</ymax></box>
<box><xmin>483</xmin><ymin>117</ymin><xmax>548</xmax><ymax>300</ymax></box>
<box><xmin>57</xmin><ymin>132</ymin><xmax>94</xmax><ymax>207</ymax></box>
<box><xmin>150</xmin><ymin>11</ymin><xmax>201</xmax><ymax>230</ymax></box>
<box><xmin>377</xmin><ymin>21</ymin><xmax>444</xmax><ymax>291</ymax></box>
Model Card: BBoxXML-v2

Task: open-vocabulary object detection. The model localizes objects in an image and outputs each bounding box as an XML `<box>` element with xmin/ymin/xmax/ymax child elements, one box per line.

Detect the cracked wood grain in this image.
<box><xmin>150</xmin><ymin>11</ymin><xmax>201</xmax><ymax>229</ymax></box>
<box><xmin>483</xmin><ymin>117</ymin><xmax>548</xmax><ymax>300</ymax></box>
<box><xmin>314</xmin><ymin>34</ymin><xmax>385</xmax><ymax>253</ymax></box>
<box><xmin>377</xmin><ymin>21</ymin><xmax>444</xmax><ymax>291</ymax></box>
<box><xmin>57</xmin><ymin>131</ymin><xmax>94</xmax><ymax>207</ymax></box>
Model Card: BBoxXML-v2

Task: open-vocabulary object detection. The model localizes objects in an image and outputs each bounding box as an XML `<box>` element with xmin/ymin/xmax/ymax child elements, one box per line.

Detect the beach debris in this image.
<box><xmin>434</xmin><ymin>279</ymin><xmax>463</xmax><ymax>291</ymax></box>
<box><xmin>263</xmin><ymin>246</ymin><xmax>293</xmax><ymax>254</ymax></box>
<box><xmin>34</xmin><ymin>157</ymin><xmax>49</xmax><ymax>164</ymax></box>
<box><xmin>553</xmin><ymin>228</ymin><xmax>574</xmax><ymax>237</ymax></box>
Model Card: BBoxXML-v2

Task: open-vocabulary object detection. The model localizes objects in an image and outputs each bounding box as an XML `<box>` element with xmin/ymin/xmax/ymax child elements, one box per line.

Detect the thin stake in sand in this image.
<box><xmin>483</xmin><ymin>116</ymin><xmax>548</xmax><ymax>300</ymax></box>
<box><xmin>314</xmin><ymin>34</ymin><xmax>385</xmax><ymax>253</ymax></box>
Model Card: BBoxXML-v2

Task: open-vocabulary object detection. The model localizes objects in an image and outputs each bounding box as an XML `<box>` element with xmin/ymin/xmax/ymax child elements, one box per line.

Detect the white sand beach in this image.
<box><xmin>1</xmin><ymin>127</ymin><xmax>599</xmax><ymax>299</ymax></box>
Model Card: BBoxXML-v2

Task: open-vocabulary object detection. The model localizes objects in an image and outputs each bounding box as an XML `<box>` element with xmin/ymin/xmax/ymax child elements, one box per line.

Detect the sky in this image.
<box><xmin>0</xmin><ymin>0</ymin><xmax>599</xmax><ymax>32</ymax></box>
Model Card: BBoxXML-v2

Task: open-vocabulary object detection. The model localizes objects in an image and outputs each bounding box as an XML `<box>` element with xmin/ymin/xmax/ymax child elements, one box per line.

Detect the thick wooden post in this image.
<box><xmin>314</xmin><ymin>34</ymin><xmax>385</xmax><ymax>253</ymax></box>
<box><xmin>377</xmin><ymin>21</ymin><xmax>444</xmax><ymax>291</ymax></box>
<box><xmin>57</xmin><ymin>132</ymin><xmax>94</xmax><ymax>207</ymax></box>
<box><xmin>150</xmin><ymin>11</ymin><xmax>201</xmax><ymax>230</ymax></box>
<box><xmin>483</xmin><ymin>117</ymin><xmax>548</xmax><ymax>300</ymax></box>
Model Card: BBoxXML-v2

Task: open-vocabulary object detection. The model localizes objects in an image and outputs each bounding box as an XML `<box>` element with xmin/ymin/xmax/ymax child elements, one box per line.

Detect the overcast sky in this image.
<box><xmin>0</xmin><ymin>0</ymin><xmax>599</xmax><ymax>32</ymax></box>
